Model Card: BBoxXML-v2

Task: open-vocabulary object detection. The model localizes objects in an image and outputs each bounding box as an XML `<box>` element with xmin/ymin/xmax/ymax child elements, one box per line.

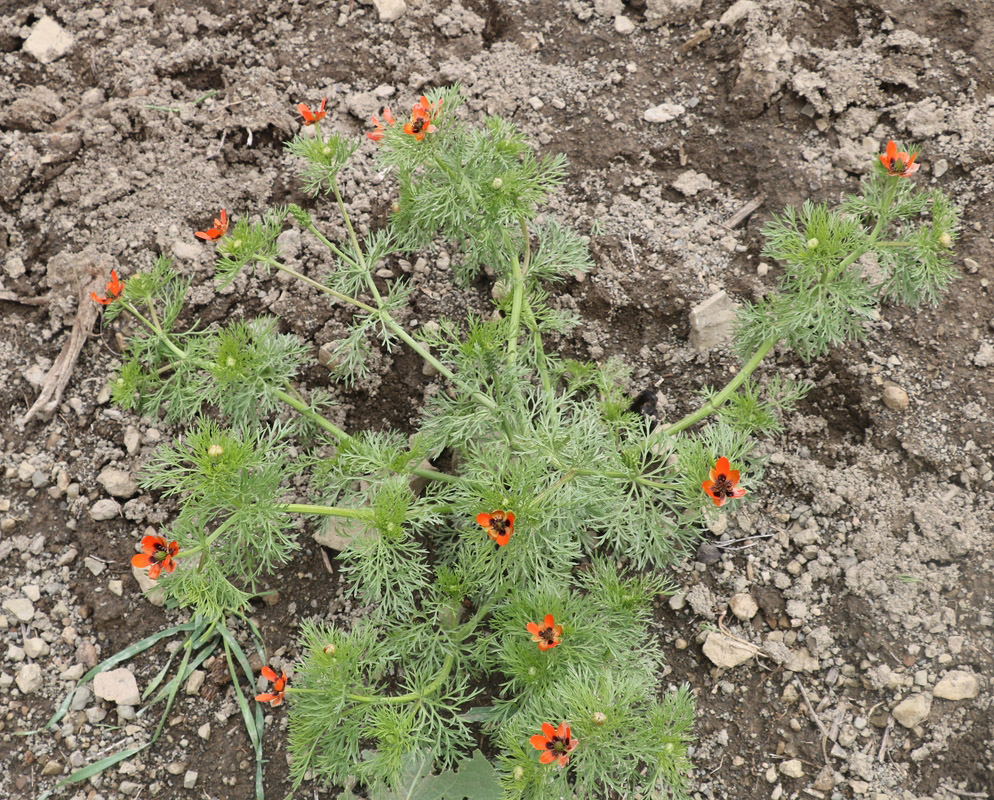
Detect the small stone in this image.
<box><xmin>779</xmin><ymin>759</ymin><xmax>804</xmax><ymax>778</ymax></box>
<box><xmin>89</xmin><ymin>498</ymin><xmax>122</xmax><ymax>521</ymax></box>
<box><xmin>166</xmin><ymin>762</ymin><xmax>186</xmax><ymax>775</ymax></box>
<box><xmin>23</xmin><ymin>16</ymin><xmax>75</xmax><ymax>64</ymax></box>
<box><xmin>16</xmin><ymin>663</ymin><xmax>43</xmax><ymax>694</ymax></box>
<box><xmin>702</xmin><ymin>631</ymin><xmax>755</xmax><ymax>668</ymax></box>
<box><xmin>672</xmin><ymin>169</ymin><xmax>713</xmax><ymax>196</ymax></box>
<box><xmin>933</xmin><ymin>670</ymin><xmax>980</xmax><ymax>701</ymax></box>
<box><xmin>70</xmin><ymin>686</ymin><xmax>92</xmax><ymax>711</ymax></box>
<box><xmin>730</xmin><ymin>593</ymin><xmax>759</xmax><ymax>621</ymax></box>
<box><xmin>372</xmin><ymin>0</ymin><xmax>407</xmax><ymax>22</ymax></box>
<box><xmin>77</xmin><ymin>641</ymin><xmax>99</xmax><ymax>668</ymax></box>
<box><xmin>719</xmin><ymin>0</ymin><xmax>757</xmax><ymax>25</ymax></box>
<box><xmin>94</xmin><ymin>668</ymin><xmax>141</xmax><ymax>706</ymax></box>
<box><xmin>811</xmin><ymin>765</ymin><xmax>835</xmax><ymax>791</ymax></box>
<box><xmin>3</xmin><ymin>597</ymin><xmax>35</xmax><ymax>622</ymax></box>
<box><xmin>84</xmin><ymin>556</ymin><xmax>107</xmax><ymax>576</ymax></box>
<box><xmin>689</xmin><ymin>291</ymin><xmax>738</xmax><ymax>351</ymax></box>
<box><xmin>108</xmin><ymin>579</ymin><xmax>124</xmax><ymax>596</ymax></box>
<box><xmin>643</xmin><ymin>102</ymin><xmax>685</xmax><ymax>123</ymax></box>
<box><xmin>765</xmin><ymin>765</ymin><xmax>777</xmax><ymax>783</ymax></box>
<box><xmin>614</xmin><ymin>15</ymin><xmax>636</xmax><ymax>34</ymax></box>
<box><xmin>197</xmin><ymin>722</ymin><xmax>211</xmax><ymax>740</ymax></box>
<box><xmin>119</xmin><ymin>780</ymin><xmax>141</xmax><ymax>796</ymax></box>
<box><xmin>184</xmin><ymin>770</ymin><xmax>199</xmax><ymax>789</ymax></box>
<box><xmin>932</xmin><ymin>158</ymin><xmax>948</xmax><ymax>178</ymax></box>
<box><xmin>186</xmin><ymin>670</ymin><xmax>206</xmax><ymax>696</ymax></box>
<box><xmin>98</xmin><ymin>467</ymin><xmax>138</xmax><ymax>499</ymax></box>
<box><xmin>668</xmin><ymin>591</ymin><xmax>686</xmax><ymax>611</ymax></box>
<box><xmin>86</xmin><ymin>706</ymin><xmax>107</xmax><ymax>724</ymax></box>
<box><xmin>882</xmin><ymin>384</ymin><xmax>909</xmax><ymax>410</ymax></box>
<box><xmin>696</xmin><ymin>541</ymin><xmax>721</xmax><ymax>564</ymax></box>
<box><xmin>61</xmin><ymin>664</ymin><xmax>86</xmax><ymax>681</ymax></box>
<box><xmin>24</xmin><ymin>638</ymin><xmax>50</xmax><ymax>658</ymax></box>
<box><xmin>124</xmin><ymin>427</ymin><xmax>142</xmax><ymax>455</ymax></box>
<box><xmin>974</xmin><ymin>342</ymin><xmax>994</xmax><ymax>368</ymax></box>
<box><xmin>893</xmin><ymin>693</ymin><xmax>932</xmax><ymax>728</ymax></box>
<box><xmin>41</xmin><ymin>759</ymin><xmax>63</xmax><ymax>776</ymax></box>
<box><xmin>117</xmin><ymin>704</ymin><xmax>136</xmax><ymax>720</ymax></box>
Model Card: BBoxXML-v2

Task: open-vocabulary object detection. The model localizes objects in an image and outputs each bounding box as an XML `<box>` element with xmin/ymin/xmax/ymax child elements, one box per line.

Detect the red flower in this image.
<box><xmin>402</xmin><ymin>95</ymin><xmax>441</xmax><ymax>141</ymax></box>
<box><xmin>530</xmin><ymin>722</ymin><xmax>578</xmax><ymax>768</ymax></box>
<box><xmin>194</xmin><ymin>209</ymin><xmax>228</xmax><ymax>241</ymax></box>
<box><xmin>131</xmin><ymin>535</ymin><xmax>179</xmax><ymax>580</ymax></box>
<box><xmin>702</xmin><ymin>457</ymin><xmax>746</xmax><ymax>508</ymax></box>
<box><xmin>91</xmin><ymin>270</ymin><xmax>124</xmax><ymax>305</ymax></box>
<box><xmin>879</xmin><ymin>140</ymin><xmax>920</xmax><ymax>178</ymax></box>
<box><xmin>297</xmin><ymin>97</ymin><xmax>327</xmax><ymax>126</ymax></box>
<box><xmin>526</xmin><ymin>614</ymin><xmax>563</xmax><ymax>651</ymax></box>
<box><xmin>476</xmin><ymin>510</ymin><xmax>514</xmax><ymax>547</ymax></box>
<box><xmin>367</xmin><ymin>107</ymin><xmax>396</xmax><ymax>143</ymax></box>
<box><xmin>255</xmin><ymin>666</ymin><xmax>288</xmax><ymax>706</ymax></box>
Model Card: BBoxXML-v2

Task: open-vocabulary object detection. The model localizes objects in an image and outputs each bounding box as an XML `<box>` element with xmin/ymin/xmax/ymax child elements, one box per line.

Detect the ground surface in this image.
<box><xmin>1</xmin><ymin>1</ymin><xmax>993</xmax><ymax>799</ymax></box>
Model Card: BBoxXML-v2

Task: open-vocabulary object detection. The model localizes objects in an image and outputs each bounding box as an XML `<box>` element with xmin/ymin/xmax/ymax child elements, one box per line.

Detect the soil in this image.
<box><xmin>2</xmin><ymin>1</ymin><xmax>993</xmax><ymax>800</ymax></box>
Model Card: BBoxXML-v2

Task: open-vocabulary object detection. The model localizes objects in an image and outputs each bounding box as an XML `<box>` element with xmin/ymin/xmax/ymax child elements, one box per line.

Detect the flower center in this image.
<box><xmin>548</xmin><ymin>736</ymin><xmax>569</xmax><ymax>753</ymax></box>
<box><xmin>712</xmin><ymin>473</ymin><xmax>735</xmax><ymax>498</ymax></box>
<box><xmin>540</xmin><ymin>627</ymin><xmax>556</xmax><ymax>643</ymax></box>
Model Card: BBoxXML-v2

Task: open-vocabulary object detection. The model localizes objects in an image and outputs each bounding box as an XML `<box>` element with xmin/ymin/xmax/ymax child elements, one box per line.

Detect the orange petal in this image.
<box><xmin>383</xmin><ymin>107</ymin><xmax>395</xmax><ymax>125</ymax></box>
<box><xmin>505</xmin><ymin>511</ymin><xmax>515</xmax><ymax>525</ymax></box>
<box><xmin>702</xmin><ymin>479</ymin><xmax>715</xmax><ymax>496</ymax></box>
<box><xmin>530</xmin><ymin>734</ymin><xmax>549</xmax><ymax>751</ymax></box>
<box><xmin>131</xmin><ymin>553</ymin><xmax>152</xmax><ymax>568</ymax></box>
<box><xmin>494</xmin><ymin>531</ymin><xmax>510</xmax><ymax>546</ymax></box>
<box><xmin>526</xmin><ymin>622</ymin><xmax>541</xmax><ymax>636</ymax></box>
<box><xmin>541</xmin><ymin>722</ymin><xmax>556</xmax><ymax>739</ymax></box>
<box><xmin>148</xmin><ymin>562</ymin><xmax>162</xmax><ymax>580</ymax></box>
<box><xmin>715</xmin><ymin>457</ymin><xmax>731</xmax><ymax>475</ymax></box>
<box><xmin>539</xmin><ymin>751</ymin><xmax>556</xmax><ymax>764</ymax></box>
<box><xmin>476</xmin><ymin>512</ymin><xmax>491</xmax><ymax>528</ymax></box>
<box><xmin>543</xmin><ymin>614</ymin><xmax>555</xmax><ymax>629</ymax></box>
<box><xmin>557</xmin><ymin>722</ymin><xmax>569</xmax><ymax>740</ymax></box>
<box><xmin>711</xmin><ymin>494</ymin><xmax>727</xmax><ymax>507</ymax></box>
<box><xmin>726</xmin><ymin>469</ymin><xmax>740</xmax><ymax>484</ymax></box>
<box><xmin>731</xmin><ymin>487</ymin><xmax>747</xmax><ymax>499</ymax></box>
<box><xmin>261</xmin><ymin>666</ymin><xmax>278</xmax><ymax>682</ymax></box>
<box><xmin>162</xmin><ymin>558</ymin><xmax>176</xmax><ymax>574</ymax></box>
<box><xmin>886</xmin><ymin>140</ymin><xmax>897</xmax><ymax>162</ymax></box>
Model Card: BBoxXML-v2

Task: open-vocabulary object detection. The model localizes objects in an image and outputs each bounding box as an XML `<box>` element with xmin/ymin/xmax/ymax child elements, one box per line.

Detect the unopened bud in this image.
<box><xmin>208</xmin><ymin>444</ymin><xmax>224</xmax><ymax>459</ymax></box>
<box><xmin>391</xmin><ymin>202</ymin><xmax>401</xmax><ymax>214</ymax></box>
<box><xmin>492</xmin><ymin>177</ymin><xmax>503</xmax><ymax>190</ymax></box>
<box><xmin>806</xmin><ymin>238</ymin><xmax>819</xmax><ymax>249</ymax></box>
<box><xmin>592</xmin><ymin>711</ymin><xmax>607</xmax><ymax>725</ymax></box>
<box><xmin>527</xmin><ymin>667</ymin><xmax>537</xmax><ymax>677</ymax></box>
<box><xmin>512</xmin><ymin>766</ymin><xmax>524</xmax><ymax>781</ymax></box>
<box><xmin>323</xmin><ymin>643</ymin><xmax>337</xmax><ymax>655</ymax></box>
<box><xmin>232</xmin><ymin>239</ymin><xmax>242</xmax><ymax>249</ymax></box>
<box><xmin>322</xmin><ymin>146</ymin><xmax>332</xmax><ymax>155</ymax></box>
<box><xmin>226</xmin><ymin>356</ymin><xmax>237</xmax><ymax>368</ymax></box>
<box><xmin>939</xmin><ymin>231</ymin><xmax>952</xmax><ymax>247</ymax></box>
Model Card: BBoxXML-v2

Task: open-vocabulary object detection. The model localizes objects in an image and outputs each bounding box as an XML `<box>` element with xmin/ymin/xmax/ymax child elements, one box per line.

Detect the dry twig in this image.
<box><xmin>793</xmin><ymin>677</ymin><xmax>830</xmax><ymax>763</ymax></box>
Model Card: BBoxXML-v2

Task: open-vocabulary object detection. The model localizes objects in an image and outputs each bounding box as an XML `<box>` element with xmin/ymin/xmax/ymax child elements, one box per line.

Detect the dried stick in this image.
<box><xmin>793</xmin><ymin>677</ymin><xmax>830</xmax><ymax>763</ymax></box>
<box><xmin>722</xmin><ymin>194</ymin><xmax>766</xmax><ymax>230</ymax></box>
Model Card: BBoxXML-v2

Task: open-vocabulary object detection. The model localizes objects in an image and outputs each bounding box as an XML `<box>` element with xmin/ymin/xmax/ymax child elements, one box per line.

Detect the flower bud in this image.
<box><xmin>492</xmin><ymin>177</ymin><xmax>503</xmax><ymax>190</ymax></box>
<box><xmin>226</xmin><ymin>356</ymin><xmax>237</xmax><ymax>368</ymax></box>
<box><xmin>391</xmin><ymin>202</ymin><xmax>401</xmax><ymax>214</ymax></box>
<box><xmin>806</xmin><ymin>237</ymin><xmax>819</xmax><ymax>249</ymax></box>
<box><xmin>207</xmin><ymin>444</ymin><xmax>224</xmax><ymax>459</ymax></box>
<box><xmin>323</xmin><ymin>643</ymin><xmax>337</xmax><ymax>655</ymax></box>
<box><xmin>527</xmin><ymin>667</ymin><xmax>537</xmax><ymax>677</ymax></box>
<box><xmin>939</xmin><ymin>231</ymin><xmax>952</xmax><ymax>247</ymax></box>
<box><xmin>592</xmin><ymin>711</ymin><xmax>607</xmax><ymax>725</ymax></box>
<box><xmin>512</xmin><ymin>766</ymin><xmax>524</xmax><ymax>781</ymax></box>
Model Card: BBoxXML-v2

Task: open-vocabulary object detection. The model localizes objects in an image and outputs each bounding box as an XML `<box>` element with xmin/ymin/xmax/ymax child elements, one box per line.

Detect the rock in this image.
<box><xmin>893</xmin><ymin>693</ymin><xmax>931</xmax><ymax>728</ymax></box>
<box><xmin>689</xmin><ymin>291</ymin><xmax>738</xmax><ymax>351</ymax></box>
<box><xmin>702</xmin><ymin>631</ymin><xmax>755</xmax><ymax>668</ymax></box>
<box><xmin>89</xmin><ymin>498</ymin><xmax>122</xmax><ymax>521</ymax></box>
<box><xmin>16</xmin><ymin>663</ymin><xmax>43</xmax><ymax>694</ymax></box>
<box><xmin>785</xmin><ymin>646</ymin><xmax>819</xmax><ymax>673</ymax></box>
<box><xmin>86</xmin><ymin>706</ymin><xmax>107</xmax><ymax>724</ymax></box>
<box><xmin>77</xmin><ymin>641</ymin><xmax>99</xmax><ymax>669</ymax></box>
<box><xmin>672</xmin><ymin>170</ymin><xmax>713</xmax><ymax>196</ymax></box>
<box><xmin>614</xmin><ymin>15</ymin><xmax>636</xmax><ymax>35</ymax></box>
<box><xmin>197</xmin><ymin>722</ymin><xmax>211</xmax><ymax>740</ymax></box>
<box><xmin>94</xmin><ymin>668</ymin><xmax>141</xmax><ymax>706</ymax></box>
<box><xmin>184</xmin><ymin>770</ymin><xmax>199</xmax><ymax>789</ymax></box>
<box><xmin>23</xmin><ymin>16</ymin><xmax>75</xmax><ymax>64</ymax></box>
<box><xmin>729</xmin><ymin>593</ymin><xmax>759</xmax><ymax>621</ymax></box>
<box><xmin>41</xmin><ymin>759</ymin><xmax>63</xmax><ymax>776</ymax></box>
<box><xmin>98</xmin><ymin>468</ymin><xmax>138</xmax><ymax>499</ymax></box>
<box><xmin>974</xmin><ymin>342</ymin><xmax>994</xmax><ymax>368</ymax></box>
<box><xmin>594</xmin><ymin>0</ymin><xmax>624</xmax><ymax>14</ymax></box>
<box><xmin>811</xmin><ymin>765</ymin><xmax>835</xmax><ymax>791</ymax></box>
<box><xmin>696</xmin><ymin>541</ymin><xmax>721</xmax><ymax>564</ymax></box>
<box><xmin>373</xmin><ymin>0</ymin><xmax>407</xmax><ymax>22</ymax></box>
<box><xmin>314</xmin><ymin>515</ymin><xmax>373</xmax><ymax>550</ymax></box>
<box><xmin>645</xmin><ymin>0</ymin><xmax>702</xmax><ymax>27</ymax></box>
<box><xmin>882</xmin><ymin>384</ymin><xmax>909</xmax><ymax>410</ymax></box>
<box><xmin>186</xmin><ymin>670</ymin><xmax>206</xmax><ymax>696</ymax></box>
<box><xmin>933</xmin><ymin>670</ymin><xmax>980</xmax><ymax>701</ymax></box>
<box><xmin>84</xmin><ymin>556</ymin><xmax>107</xmax><ymax>576</ymax></box>
<box><xmin>166</xmin><ymin>762</ymin><xmax>186</xmax><ymax>775</ymax></box>
<box><xmin>124</xmin><ymin>427</ymin><xmax>142</xmax><ymax>455</ymax></box>
<box><xmin>719</xmin><ymin>0</ymin><xmax>757</xmax><ymax>25</ymax></box>
<box><xmin>172</xmin><ymin>240</ymin><xmax>202</xmax><ymax>261</ymax></box>
<box><xmin>643</xmin><ymin>102</ymin><xmax>685</xmax><ymax>123</ymax></box>
<box><xmin>24</xmin><ymin>638</ymin><xmax>50</xmax><ymax>658</ymax></box>
<box><xmin>668</xmin><ymin>591</ymin><xmax>686</xmax><ymax>610</ymax></box>
<box><xmin>779</xmin><ymin>759</ymin><xmax>804</xmax><ymax>778</ymax></box>
<box><xmin>3</xmin><ymin>597</ymin><xmax>35</xmax><ymax>623</ymax></box>
<box><xmin>131</xmin><ymin>564</ymin><xmax>166</xmax><ymax>606</ymax></box>
<box><xmin>932</xmin><ymin>158</ymin><xmax>949</xmax><ymax>178</ymax></box>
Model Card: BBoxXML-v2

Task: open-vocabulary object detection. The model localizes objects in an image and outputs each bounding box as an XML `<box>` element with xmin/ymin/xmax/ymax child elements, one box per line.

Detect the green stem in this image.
<box><xmin>822</xmin><ymin>178</ymin><xmax>899</xmax><ymax>286</ymax></box>
<box><xmin>261</xmin><ymin>257</ymin><xmax>378</xmax><ymax>314</ymax></box>
<box><xmin>274</xmin><ymin>388</ymin><xmax>351</xmax><ymax>442</ymax></box>
<box><xmin>282</xmin><ymin>503</ymin><xmax>375</xmax><ymax>520</ymax></box>
<box><xmin>302</xmin><ymin>220</ymin><xmax>360</xmax><ymax>269</ymax></box>
<box><xmin>664</xmin><ymin>336</ymin><xmax>778</xmax><ymax>436</ymax></box>
<box><xmin>123</xmin><ymin>302</ymin><xmax>188</xmax><ymax>362</ymax></box>
<box><xmin>506</xmin><ymin>252</ymin><xmax>524</xmax><ymax>364</ymax></box>
<box><xmin>291</xmin><ymin>652</ymin><xmax>456</xmax><ymax>706</ymax></box>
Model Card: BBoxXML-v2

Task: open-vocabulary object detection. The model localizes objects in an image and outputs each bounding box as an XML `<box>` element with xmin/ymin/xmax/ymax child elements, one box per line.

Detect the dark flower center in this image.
<box><xmin>547</xmin><ymin>735</ymin><xmax>570</xmax><ymax>753</ymax></box>
<box><xmin>490</xmin><ymin>517</ymin><xmax>509</xmax><ymax>534</ymax></box>
<box><xmin>412</xmin><ymin>116</ymin><xmax>427</xmax><ymax>133</ymax></box>
<box><xmin>711</xmin><ymin>473</ymin><xmax>735</xmax><ymax>499</ymax></box>
<box><xmin>540</xmin><ymin>627</ymin><xmax>556</xmax><ymax>643</ymax></box>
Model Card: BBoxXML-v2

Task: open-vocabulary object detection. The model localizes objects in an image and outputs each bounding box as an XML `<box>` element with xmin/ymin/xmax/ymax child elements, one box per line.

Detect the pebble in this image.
<box><xmin>3</xmin><ymin>597</ymin><xmax>35</xmax><ymax>623</ymax></box>
<box><xmin>186</xmin><ymin>670</ymin><xmax>206</xmax><ymax>695</ymax></box>
<box><xmin>689</xmin><ymin>291</ymin><xmax>738</xmax><ymax>351</ymax></box>
<box><xmin>84</xmin><ymin>556</ymin><xmax>107</xmax><ymax>576</ymax></box>
<box><xmin>373</xmin><ymin>0</ymin><xmax>407</xmax><ymax>22</ymax></box>
<box><xmin>23</xmin><ymin>16</ymin><xmax>75</xmax><ymax>63</ymax></box>
<box><xmin>94</xmin><ymin>668</ymin><xmax>141</xmax><ymax>706</ymax></box>
<box><xmin>614</xmin><ymin>15</ymin><xmax>636</xmax><ymax>34</ymax></box>
<box><xmin>97</xmin><ymin>467</ymin><xmax>138</xmax><ymax>499</ymax></box>
<box><xmin>41</xmin><ymin>759</ymin><xmax>63</xmax><ymax>776</ymax></box>
<box><xmin>89</xmin><ymin>498</ymin><xmax>122</xmax><ymax>521</ymax></box>
<box><xmin>166</xmin><ymin>762</ymin><xmax>186</xmax><ymax>775</ymax></box>
<box><xmin>24</xmin><ymin>637</ymin><xmax>50</xmax><ymax>658</ymax></box>
<box><xmin>779</xmin><ymin>759</ymin><xmax>804</xmax><ymax>778</ymax></box>
<box><xmin>184</xmin><ymin>770</ymin><xmax>199</xmax><ymax>789</ymax></box>
<box><xmin>71</xmin><ymin>687</ymin><xmax>92</xmax><ymax>711</ymax></box>
<box><xmin>124</xmin><ymin>427</ymin><xmax>142</xmax><ymax>455</ymax></box>
<box><xmin>16</xmin><ymin>663</ymin><xmax>43</xmax><ymax>694</ymax></box>
<box><xmin>197</xmin><ymin>722</ymin><xmax>211</xmax><ymax>740</ymax></box>
<box><xmin>933</xmin><ymin>670</ymin><xmax>980</xmax><ymax>700</ymax></box>
<box><xmin>23</xmin><ymin>584</ymin><xmax>40</xmax><ymax>601</ymax></box>
<box><xmin>730</xmin><ymin>593</ymin><xmax>759</xmax><ymax>621</ymax></box>
<box><xmin>893</xmin><ymin>693</ymin><xmax>931</xmax><ymax>728</ymax></box>
<box><xmin>882</xmin><ymin>384</ymin><xmax>909</xmax><ymax>410</ymax></box>
<box><xmin>672</xmin><ymin>170</ymin><xmax>714</xmax><ymax>197</ymax></box>
<box><xmin>643</xmin><ymin>102</ymin><xmax>685</xmax><ymax>123</ymax></box>
<box><xmin>720</xmin><ymin>0</ymin><xmax>757</xmax><ymax>25</ymax></box>
<box><xmin>932</xmin><ymin>158</ymin><xmax>948</xmax><ymax>178</ymax></box>
<box><xmin>702</xmin><ymin>631</ymin><xmax>755</xmax><ymax>668</ymax></box>
<box><xmin>119</xmin><ymin>780</ymin><xmax>141</xmax><ymax>796</ymax></box>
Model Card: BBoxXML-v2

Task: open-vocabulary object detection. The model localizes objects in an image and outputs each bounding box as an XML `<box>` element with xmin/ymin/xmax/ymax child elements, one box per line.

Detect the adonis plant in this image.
<box><xmin>49</xmin><ymin>87</ymin><xmax>956</xmax><ymax>799</ymax></box>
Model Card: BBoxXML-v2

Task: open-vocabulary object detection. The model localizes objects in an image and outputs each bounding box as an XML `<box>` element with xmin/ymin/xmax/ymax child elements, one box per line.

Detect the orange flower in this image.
<box><xmin>297</xmin><ymin>97</ymin><xmax>327</xmax><ymax>126</ymax></box>
<box><xmin>702</xmin><ymin>457</ymin><xmax>746</xmax><ymax>508</ymax></box>
<box><xmin>526</xmin><ymin>614</ymin><xmax>563</xmax><ymax>651</ymax></box>
<box><xmin>194</xmin><ymin>209</ymin><xmax>228</xmax><ymax>241</ymax></box>
<box><xmin>255</xmin><ymin>666</ymin><xmax>288</xmax><ymax>706</ymax></box>
<box><xmin>402</xmin><ymin>95</ymin><xmax>441</xmax><ymax>141</ymax></box>
<box><xmin>879</xmin><ymin>140</ymin><xmax>920</xmax><ymax>178</ymax></box>
<box><xmin>530</xmin><ymin>722</ymin><xmax>578</xmax><ymax>768</ymax></box>
<box><xmin>131</xmin><ymin>535</ymin><xmax>179</xmax><ymax>580</ymax></box>
<box><xmin>91</xmin><ymin>270</ymin><xmax>124</xmax><ymax>306</ymax></box>
<box><xmin>367</xmin><ymin>107</ymin><xmax>395</xmax><ymax>143</ymax></box>
<box><xmin>476</xmin><ymin>510</ymin><xmax>514</xmax><ymax>546</ymax></box>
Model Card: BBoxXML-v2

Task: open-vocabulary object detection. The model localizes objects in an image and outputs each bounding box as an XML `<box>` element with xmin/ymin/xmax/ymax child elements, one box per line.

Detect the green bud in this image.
<box><xmin>592</xmin><ymin>711</ymin><xmax>607</xmax><ymax>725</ymax></box>
<box><xmin>939</xmin><ymin>231</ymin><xmax>952</xmax><ymax>247</ymax></box>
<box><xmin>806</xmin><ymin>237</ymin><xmax>819</xmax><ymax>249</ymax></box>
<box><xmin>512</xmin><ymin>766</ymin><xmax>524</xmax><ymax>781</ymax></box>
<box><xmin>208</xmin><ymin>444</ymin><xmax>224</xmax><ymax>459</ymax></box>
<box><xmin>492</xmin><ymin>177</ymin><xmax>503</xmax><ymax>190</ymax></box>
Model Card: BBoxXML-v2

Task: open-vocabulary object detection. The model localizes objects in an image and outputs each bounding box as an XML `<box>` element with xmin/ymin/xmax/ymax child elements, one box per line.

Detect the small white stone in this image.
<box><xmin>893</xmin><ymin>693</ymin><xmax>932</xmax><ymax>728</ymax></box>
<box><xmin>719</xmin><ymin>0</ymin><xmax>757</xmax><ymax>25</ymax></box>
<box><xmin>89</xmin><ymin>498</ymin><xmax>122</xmax><ymax>521</ymax></box>
<box><xmin>186</xmin><ymin>670</ymin><xmax>206</xmax><ymax>696</ymax></box>
<box><xmin>779</xmin><ymin>759</ymin><xmax>804</xmax><ymax>778</ymax></box>
<box><xmin>672</xmin><ymin>170</ymin><xmax>713</xmax><ymax>196</ymax></box>
<box><xmin>108</xmin><ymin>580</ymin><xmax>124</xmax><ymax>597</ymax></box>
<box><xmin>98</xmin><ymin>467</ymin><xmax>138</xmax><ymax>499</ymax></box>
<box><xmin>23</xmin><ymin>16</ymin><xmax>75</xmax><ymax>64</ymax></box>
<box><xmin>2</xmin><ymin>597</ymin><xmax>35</xmax><ymax>623</ymax></box>
<box><xmin>643</xmin><ymin>102</ymin><xmax>685</xmax><ymax>123</ymax></box>
<box><xmin>702</xmin><ymin>631</ymin><xmax>755</xmax><ymax>668</ymax></box>
<box><xmin>24</xmin><ymin>638</ymin><xmax>50</xmax><ymax>658</ymax></box>
<box><xmin>16</xmin><ymin>663</ymin><xmax>43</xmax><ymax>694</ymax></box>
<box><xmin>94</xmin><ymin>668</ymin><xmax>141</xmax><ymax>706</ymax></box>
<box><xmin>372</xmin><ymin>0</ymin><xmax>407</xmax><ymax>22</ymax></box>
<box><xmin>933</xmin><ymin>670</ymin><xmax>980</xmax><ymax>701</ymax></box>
<box><xmin>184</xmin><ymin>771</ymin><xmax>199</xmax><ymax>789</ymax></box>
<box><xmin>614</xmin><ymin>15</ymin><xmax>636</xmax><ymax>34</ymax></box>
<box><xmin>689</xmin><ymin>290</ymin><xmax>738</xmax><ymax>351</ymax></box>
<box><xmin>197</xmin><ymin>722</ymin><xmax>211</xmax><ymax>740</ymax></box>
<box><xmin>730</xmin><ymin>593</ymin><xmax>759</xmax><ymax>621</ymax></box>
<box><xmin>84</xmin><ymin>556</ymin><xmax>107</xmax><ymax>576</ymax></box>
<box><xmin>882</xmin><ymin>384</ymin><xmax>909</xmax><ymax>410</ymax></box>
